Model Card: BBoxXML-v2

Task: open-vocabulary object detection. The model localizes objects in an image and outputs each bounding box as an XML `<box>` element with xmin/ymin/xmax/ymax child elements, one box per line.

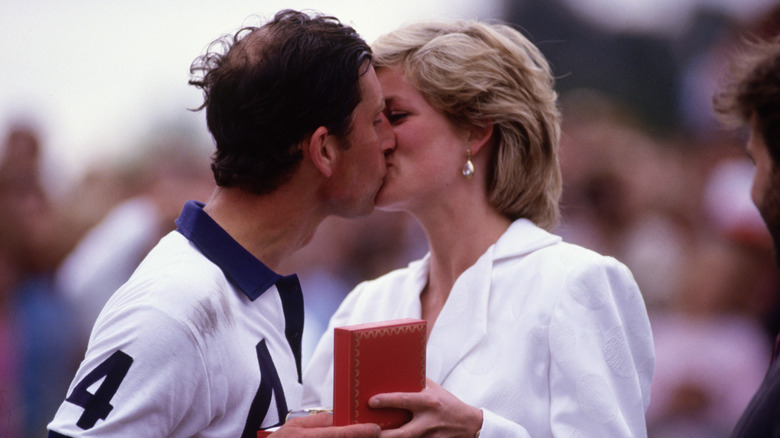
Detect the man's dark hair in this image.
<box><xmin>189</xmin><ymin>9</ymin><xmax>372</xmax><ymax>194</ymax></box>
<box><xmin>713</xmin><ymin>35</ymin><xmax>780</xmax><ymax>163</ymax></box>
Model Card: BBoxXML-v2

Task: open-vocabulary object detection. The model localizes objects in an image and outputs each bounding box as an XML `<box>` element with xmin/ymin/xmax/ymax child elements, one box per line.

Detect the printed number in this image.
<box><xmin>241</xmin><ymin>340</ymin><xmax>288</xmax><ymax>438</ymax></box>
<box><xmin>66</xmin><ymin>350</ymin><xmax>133</xmax><ymax>429</ymax></box>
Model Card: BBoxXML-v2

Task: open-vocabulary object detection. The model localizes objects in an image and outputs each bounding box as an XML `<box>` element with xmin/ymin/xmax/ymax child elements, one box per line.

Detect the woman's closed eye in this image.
<box><xmin>386</xmin><ymin>111</ymin><xmax>408</xmax><ymax>124</ymax></box>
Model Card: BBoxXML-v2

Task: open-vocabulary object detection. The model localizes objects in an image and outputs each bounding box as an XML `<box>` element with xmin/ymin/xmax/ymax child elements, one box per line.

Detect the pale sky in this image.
<box><xmin>0</xmin><ymin>0</ymin><xmax>504</xmax><ymax>192</ymax></box>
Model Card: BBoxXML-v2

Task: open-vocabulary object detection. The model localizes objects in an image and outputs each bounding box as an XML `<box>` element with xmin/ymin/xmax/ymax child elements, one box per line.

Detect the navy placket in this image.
<box><xmin>275</xmin><ymin>275</ymin><xmax>304</xmax><ymax>382</ymax></box>
<box><xmin>175</xmin><ymin>200</ymin><xmax>304</xmax><ymax>378</ymax></box>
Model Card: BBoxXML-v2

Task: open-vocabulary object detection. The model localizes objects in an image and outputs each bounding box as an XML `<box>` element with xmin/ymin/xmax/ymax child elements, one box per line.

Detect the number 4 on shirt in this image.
<box><xmin>65</xmin><ymin>350</ymin><xmax>134</xmax><ymax>430</ymax></box>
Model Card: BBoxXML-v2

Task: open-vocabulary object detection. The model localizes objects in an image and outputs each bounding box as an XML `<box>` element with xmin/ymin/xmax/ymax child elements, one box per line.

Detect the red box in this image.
<box><xmin>333</xmin><ymin>318</ymin><xmax>426</xmax><ymax>430</ymax></box>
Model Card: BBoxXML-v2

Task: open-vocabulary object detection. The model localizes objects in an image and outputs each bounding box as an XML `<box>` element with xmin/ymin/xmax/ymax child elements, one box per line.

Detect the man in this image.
<box><xmin>47</xmin><ymin>9</ymin><xmax>393</xmax><ymax>437</ymax></box>
<box><xmin>713</xmin><ymin>35</ymin><xmax>780</xmax><ymax>436</ymax></box>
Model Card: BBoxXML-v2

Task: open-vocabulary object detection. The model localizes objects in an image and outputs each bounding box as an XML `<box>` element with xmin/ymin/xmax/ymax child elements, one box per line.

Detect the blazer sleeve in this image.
<box><xmin>547</xmin><ymin>257</ymin><xmax>655</xmax><ymax>437</ymax></box>
<box><xmin>479</xmin><ymin>409</ymin><xmax>532</xmax><ymax>437</ymax></box>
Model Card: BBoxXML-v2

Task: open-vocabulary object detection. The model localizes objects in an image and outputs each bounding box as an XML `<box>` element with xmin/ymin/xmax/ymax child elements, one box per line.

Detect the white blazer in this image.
<box><xmin>303</xmin><ymin>219</ymin><xmax>654</xmax><ymax>437</ymax></box>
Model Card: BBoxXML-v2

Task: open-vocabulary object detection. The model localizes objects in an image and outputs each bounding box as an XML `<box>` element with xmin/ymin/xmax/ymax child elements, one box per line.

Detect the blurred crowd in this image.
<box><xmin>0</xmin><ymin>123</ymin><xmax>216</xmax><ymax>436</ymax></box>
<box><xmin>556</xmin><ymin>90</ymin><xmax>778</xmax><ymax>437</ymax></box>
<box><xmin>2</xmin><ymin>4</ymin><xmax>780</xmax><ymax>438</ymax></box>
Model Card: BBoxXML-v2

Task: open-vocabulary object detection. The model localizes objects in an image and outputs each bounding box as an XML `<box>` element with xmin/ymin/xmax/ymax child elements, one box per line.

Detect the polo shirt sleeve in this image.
<box><xmin>47</xmin><ymin>305</ymin><xmax>211</xmax><ymax>437</ymax></box>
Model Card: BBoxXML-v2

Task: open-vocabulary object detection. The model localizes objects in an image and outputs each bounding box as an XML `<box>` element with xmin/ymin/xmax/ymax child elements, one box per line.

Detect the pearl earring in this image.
<box><xmin>462</xmin><ymin>149</ymin><xmax>475</xmax><ymax>179</ymax></box>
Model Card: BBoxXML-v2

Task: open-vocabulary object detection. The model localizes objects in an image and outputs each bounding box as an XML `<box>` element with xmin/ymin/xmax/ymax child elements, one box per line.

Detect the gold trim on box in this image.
<box><xmin>351</xmin><ymin>323</ymin><xmax>426</xmax><ymax>427</ymax></box>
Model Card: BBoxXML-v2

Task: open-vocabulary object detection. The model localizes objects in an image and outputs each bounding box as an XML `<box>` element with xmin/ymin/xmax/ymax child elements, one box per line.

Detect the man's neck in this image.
<box><xmin>203</xmin><ymin>186</ymin><xmax>326</xmax><ymax>272</ymax></box>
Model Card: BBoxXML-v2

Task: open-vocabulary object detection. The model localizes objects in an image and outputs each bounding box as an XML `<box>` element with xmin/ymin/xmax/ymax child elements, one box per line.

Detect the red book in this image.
<box><xmin>333</xmin><ymin>318</ymin><xmax>427</xmax><ymax>430</ymax></box>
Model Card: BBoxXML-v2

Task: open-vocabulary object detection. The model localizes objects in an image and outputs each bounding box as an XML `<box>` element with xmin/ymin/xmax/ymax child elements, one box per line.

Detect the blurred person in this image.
<box><xmin>0</xmin><ymin>124</ymin><xmax>81</xmax><ymax>438</ymax></box>
<box><xmin>702</xmin><ymin>158</ymin><xmax>780</xmax><ymax>333</ymax></box>
<box><xmin>0</xmin><ymin>229</ymin><xmax>22</xmax><ymax>438</ymax></box>
<box><xmin>56</xmin><ymin>162</ymin><xmax>139</xmax><ymax>244</ymax></box>
<box><xmin>647</xmin><ymin>237</ymin><xmax>771</xmax><ymax>437</ymax></box>
<box><xmin>712</xmin><ymin>34</ymin><xmax>780</xmax><ymax>437</ymax></box>
<box><xmin>556</xmin><ymin>90</ymin><xmax>696</xmax><ymax>312</ymax></box>
<box><xmin>55</xmin><ymin>138</ymin><xmax>214</xmax><ymax>349</ymax></box>
<box><xmin>47</xmin><ymin>9</ymin><xmax>393</xmax><ymax>437</ymax></box>
<box><xmin>0</xmin><ymin>124</ymin><xmax>61</xmax><ymax>270</ymax></box>
<box><xmin>303</xmin><ymin>19</ymin><xmax>654</xmax><ymax>437</ymax></box>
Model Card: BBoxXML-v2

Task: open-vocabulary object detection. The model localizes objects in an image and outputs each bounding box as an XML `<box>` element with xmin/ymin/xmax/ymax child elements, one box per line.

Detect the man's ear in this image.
<box><xmin>468</xmin><ymin>122</ymin><xmax>494</xmax><ymax>155</ymax></box>
<box><xmin>306</xmin><ymin>126</ymin><xmax>336</xmax><ymax>178</ymax></box>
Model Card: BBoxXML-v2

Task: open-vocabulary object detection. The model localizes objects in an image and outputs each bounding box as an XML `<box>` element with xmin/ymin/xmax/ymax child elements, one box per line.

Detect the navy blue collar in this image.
<box><xmin>175</xmin><ymin>200</ymin><xmax>303</xmax><ymax>380</ymax></box>
<box><xmin>175</xmin><ymin>200</ymin><xmax>287</xmax><ymax>301</ymax></box>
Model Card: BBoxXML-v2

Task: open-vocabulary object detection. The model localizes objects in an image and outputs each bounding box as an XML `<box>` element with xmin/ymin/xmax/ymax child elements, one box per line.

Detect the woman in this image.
<box><xmin>303</xmin><ymin>19</ymin><xmax>654</xmax><ymax>437</ymax></box>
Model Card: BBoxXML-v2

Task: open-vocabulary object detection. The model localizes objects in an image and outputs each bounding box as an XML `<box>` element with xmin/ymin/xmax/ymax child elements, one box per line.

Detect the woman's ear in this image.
<box><xmin>468</xmin><ymin>122</ymin><xmax>494</xmax><ymax>155</ymax></box>
<box><xmin>306</xmin><ymin>126</ymin><xmax>335</xmax><ymax>178</ymax></box>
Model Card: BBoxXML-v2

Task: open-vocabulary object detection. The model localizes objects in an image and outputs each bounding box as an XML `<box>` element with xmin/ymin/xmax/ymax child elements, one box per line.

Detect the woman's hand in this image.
<box><xmin>369</xmin><ymin>378</ymin><xmax>483</xmax><ymax>438</ymax></box>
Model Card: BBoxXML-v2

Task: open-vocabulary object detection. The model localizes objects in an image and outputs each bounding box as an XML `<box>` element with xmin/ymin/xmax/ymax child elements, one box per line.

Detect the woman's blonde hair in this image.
<box><xmin>373</xmin><ymin>19</ymin><xmax>562</xmax><ymax>229</ymax></box>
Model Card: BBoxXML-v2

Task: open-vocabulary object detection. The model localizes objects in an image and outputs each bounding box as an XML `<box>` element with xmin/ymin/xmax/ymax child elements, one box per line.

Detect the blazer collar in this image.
<box><xmin>424</xmin><ymin>219</ymin><xmax>560</xmax><ymax>383</ymax></box>
<box><xmin>493</xmin><ymin>218</ymin><xmax>562</xmax><ymax>261</ymax></box>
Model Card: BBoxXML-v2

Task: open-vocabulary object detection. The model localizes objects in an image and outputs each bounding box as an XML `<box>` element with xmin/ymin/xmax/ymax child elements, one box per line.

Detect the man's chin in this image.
<box><xmin>373</xmin><ymin>186</ymin><xmax>388</xmax><ymax>209</ymax></box>
<box><xmin>350</xmin><ymin>192</ymin><xmax>382</xmax><ymax>218</ymax></box>
<box><xmin>347</xmin><ymin>202</ymin><xmax>376</xmax><ymax>219</ymax></box>
<box><xmin>374</xmin><ymin>183</ymin><xmax>407</xmax><ymax>212</ymax></box>
<box><xmin>373</xmin><ymin>195</ymin><xmax>395</xmax><ymax>212</ymax></box>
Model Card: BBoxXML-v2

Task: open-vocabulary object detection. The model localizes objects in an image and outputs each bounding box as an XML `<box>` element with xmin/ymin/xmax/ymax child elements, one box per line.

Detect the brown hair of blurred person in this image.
<box><xmin>713</xmin><ymin>32</ymin><xmax>780</xmax><ymax>437</ymax></box>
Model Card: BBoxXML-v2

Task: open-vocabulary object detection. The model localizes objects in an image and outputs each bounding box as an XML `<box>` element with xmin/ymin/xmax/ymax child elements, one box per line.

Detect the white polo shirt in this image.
<box><xmin>48</xmin><ymin>200</ymin><xmax>304</xmax><ymax>437</ymax></box>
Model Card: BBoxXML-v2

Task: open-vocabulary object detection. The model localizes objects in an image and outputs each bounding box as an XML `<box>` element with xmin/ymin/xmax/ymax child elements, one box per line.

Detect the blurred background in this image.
<box><xmin>2</xmin><ymin>0</ymin><xmax>780</xmax><ymax>436</ymax></box>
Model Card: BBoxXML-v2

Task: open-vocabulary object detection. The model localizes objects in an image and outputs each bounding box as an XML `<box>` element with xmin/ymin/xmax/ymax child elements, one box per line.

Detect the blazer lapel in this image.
<box><xmin>426</xmin><ymin>245</ymin><xmax>493</xmax><ymax>384</ymax></box>
<box><xmin>424</xmin><ymin>219</ymin><xmax>561</xmax><ymax>384</ymax></box>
